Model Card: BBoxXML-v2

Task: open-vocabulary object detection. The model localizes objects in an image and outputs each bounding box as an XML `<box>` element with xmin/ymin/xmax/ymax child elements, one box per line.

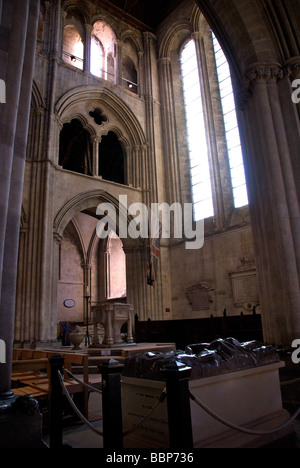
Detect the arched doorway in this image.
<box><xmin>57</xmin><ymin>210</ymin><xmax>127</xmax><ymax>325</ymax></box>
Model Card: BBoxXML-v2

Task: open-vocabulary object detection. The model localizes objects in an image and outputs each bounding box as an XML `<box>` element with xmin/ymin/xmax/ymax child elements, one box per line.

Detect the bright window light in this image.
<box><xmin>181</xmin><ymin>40</ymin><xmax>214</xmax><ymax>221</ymax></box>
<box><xmin>212</xmin><ymin>34</ymin><xmax>248</xmax><ymax>208</ymax></box>
<box><xmin>91</xmin><ymin>39</ymin><xmax>103</xmax><ymax>78</ymax></box>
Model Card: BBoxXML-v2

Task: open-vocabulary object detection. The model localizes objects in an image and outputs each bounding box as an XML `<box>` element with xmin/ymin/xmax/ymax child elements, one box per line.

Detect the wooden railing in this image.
<box><xmin>134</xmin><ymin>311</ymin><xmax>263</xmax><ymax>349</ymax></box>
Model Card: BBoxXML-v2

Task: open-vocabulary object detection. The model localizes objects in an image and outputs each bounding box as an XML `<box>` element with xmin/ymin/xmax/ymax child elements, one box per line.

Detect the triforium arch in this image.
<box><xmin>55</xmin><ymin>85</ymin><xmax>148</xmax><ymax>188</ymax></box>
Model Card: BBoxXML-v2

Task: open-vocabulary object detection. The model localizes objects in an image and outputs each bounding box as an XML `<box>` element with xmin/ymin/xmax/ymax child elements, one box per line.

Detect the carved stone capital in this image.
<box><xmin>91</xmin><ymin>135</ymin><xmax>102</xmax><ymax>144</ymax></box>
<box><xmin>54</xmin><ymin>232</ymin><xmax>63</xmax><ymax>244</ymax></box>
<box><xmin>284</xmin><ymin>57</ymin><xmax>300</xmax><ymax>79</ymax></box>
<box><xmin>158</xmin><ymin>56</ymin><xmax>172</xmax><ymax>66</ymax></box>
<box><xmin>245</xmin><ymin>63</ymin><xmax>284</xmax><ymax>85</ymax></box>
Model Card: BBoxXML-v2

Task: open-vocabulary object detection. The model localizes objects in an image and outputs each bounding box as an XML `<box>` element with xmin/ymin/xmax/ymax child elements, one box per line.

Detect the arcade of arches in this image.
<box><xmin>0</xmin><ymin>0</ymin><xmax>300</xmax><ymax>401</ymax></box>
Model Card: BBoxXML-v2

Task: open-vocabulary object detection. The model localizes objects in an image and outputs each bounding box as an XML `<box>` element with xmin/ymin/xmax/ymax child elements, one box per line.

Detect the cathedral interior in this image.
<box><xmin>0</xmin><ymin>0</ymin><xmax>300</xmax><ymax>450</ymax></box>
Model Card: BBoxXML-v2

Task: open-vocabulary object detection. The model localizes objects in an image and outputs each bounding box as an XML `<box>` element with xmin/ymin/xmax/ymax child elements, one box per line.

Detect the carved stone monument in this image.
<box><xmin>91</xmin><ymin>302</ymin><xmax>135</xmax><ymax>348</ymax></box>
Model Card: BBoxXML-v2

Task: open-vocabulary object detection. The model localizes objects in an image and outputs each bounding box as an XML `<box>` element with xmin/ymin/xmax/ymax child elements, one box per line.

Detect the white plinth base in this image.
<box><xmin>122</xmin><ymin>362</ymin><xmax>293</xmax><ymax>448</ymax></box>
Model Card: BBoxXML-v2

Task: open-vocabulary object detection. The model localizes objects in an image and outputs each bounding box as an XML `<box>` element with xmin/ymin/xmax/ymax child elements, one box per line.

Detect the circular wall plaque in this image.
<box><xmin>64</xmin><ymin>299</ymin><xmax>75</xmax><ymax>309</ymax></box>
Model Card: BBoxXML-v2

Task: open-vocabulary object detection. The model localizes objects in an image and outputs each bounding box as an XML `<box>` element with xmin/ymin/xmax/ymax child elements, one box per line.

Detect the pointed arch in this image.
<box><xmin>55</xmin><ymin>85</ymin><xmax>147</xmax><ymax>147</ymax></box>
<box><xmin>53</xmin><ymin>190</ymin><xmax>136</xmax><ymax>251</ymax></box>
<box><xmin>61</xmin><ymin>0</ymin><xmax>90</xmax><ymax>25</ymax></box>
<box><xmin>159</xmin><ymin>19</ymin><xmax>193</xmax><ymax>59</ymax></box>
<box><xmin>64</xmin><ymin>217</ymin><xmax>87</xmax><ymax>264</ymax></box>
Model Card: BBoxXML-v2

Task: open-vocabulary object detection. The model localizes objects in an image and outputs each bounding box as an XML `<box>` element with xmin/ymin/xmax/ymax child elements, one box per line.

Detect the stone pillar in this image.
<box><xmin>158</xmin><ymin>56</ymin><xmax>182</xmax><ymax>207</ymax></box>
<box><xmin>138</xmin><ymin>51</ymin><xmax>144</xmax><ymax>98</ymax></box>
<box><xmin>26</xmin><ymin>107</ymin><xmax>46</xmax><ymax>161</ymax></box>
<box><xmin>143</xmin><ymin>32</ymin><xmax>161</xmax><ymax>205</ymax></box>
<box><xmin>84</xmin><ymin>24</ymin><xmax>93</xmax><ymax>74</ymax></box>
<box><xmin>240</xmin><ymin>63</ymin><xmax>300</xmax><ymax>346</ymax></box>
<box><xmin>83</xmin><ymin>263</ymin><xmax>92</xmax><ymax>318</ymax></box>
<box><xmin>115</xmin><ymin>39</ymin><xmax>123</xmax><ymax>87</ymax></box>
<box><xmin>285</xmin><ymin>57</ymin><xmax>300</xmax><ymax>119</ymax></box>
<box><xmin>104</xmin><ymin>246</ymin><xmax>111</xmax><ymax>299</ymax></box>
<box><xmin>91</xmin><ymin>135</ymin><xmax>101</xmax><ymax>176</ymax></box>
<box><xmin>0</xmin><ymin>0</ymin><xmax>40</xmax><ymax>399</ymax></box>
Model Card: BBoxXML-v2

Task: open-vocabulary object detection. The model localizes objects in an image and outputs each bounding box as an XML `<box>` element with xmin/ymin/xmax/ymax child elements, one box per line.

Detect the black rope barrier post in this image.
<box><xmin>98</xmin><ymin>359</ymin><xmax>124</xmax><ymax>449</ymax></box>
<box><xmin>161</xmin><ymin>361</ymin><xmax>194</xmax><ymax>450</ymax></box>
<box><xmin>49</xmin><ymin>354</ymin><xmax>65</xmax><ymax>449</ymax></box>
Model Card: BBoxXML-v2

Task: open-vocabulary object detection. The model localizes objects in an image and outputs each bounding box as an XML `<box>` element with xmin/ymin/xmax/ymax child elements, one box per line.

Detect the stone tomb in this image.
<box><xmin>121</xmin><ymin>339</ymin><xmax>293</xmax><ymax>448</ymax></box>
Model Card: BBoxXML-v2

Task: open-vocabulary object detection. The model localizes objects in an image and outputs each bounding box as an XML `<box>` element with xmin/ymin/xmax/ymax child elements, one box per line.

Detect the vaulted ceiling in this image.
<box><xmin>94</xmin><ymin>0</ymin><xmax>185</xmax><ymax>31</ymax></box>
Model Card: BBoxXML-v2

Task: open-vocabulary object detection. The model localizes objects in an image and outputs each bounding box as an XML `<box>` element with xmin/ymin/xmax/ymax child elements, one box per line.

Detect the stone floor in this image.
<box><xmin>42</xmin><ymin>351</ymin><xmax>300</xmax><ymax>449</ymax></box>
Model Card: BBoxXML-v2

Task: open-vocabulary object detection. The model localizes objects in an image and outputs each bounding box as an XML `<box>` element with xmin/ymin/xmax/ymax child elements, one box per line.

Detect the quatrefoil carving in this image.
<box><xmin>89</xmin><ymin>108</ymin><xmax>108</xmax><ymax>126</ymax></box>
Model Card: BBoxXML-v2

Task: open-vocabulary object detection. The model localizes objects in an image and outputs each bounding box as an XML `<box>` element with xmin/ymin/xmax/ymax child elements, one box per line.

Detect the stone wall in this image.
<box><xmin>12</xmin><ymin>0</ymin><xmax>300</xmax><ymax>348</ymax></box>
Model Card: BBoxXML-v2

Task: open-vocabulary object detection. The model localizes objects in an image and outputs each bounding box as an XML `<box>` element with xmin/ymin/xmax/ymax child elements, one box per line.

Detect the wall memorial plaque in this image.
<box><xmin>230</xmin><ymin>270</ymin><xmax>259</xmax><ymax>308</ymax></box>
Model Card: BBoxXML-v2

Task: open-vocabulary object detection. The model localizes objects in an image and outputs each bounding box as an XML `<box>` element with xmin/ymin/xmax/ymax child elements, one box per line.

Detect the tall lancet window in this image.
<box><xmin>212</xmin><ymin>34</ymin><xmax>248</xmax><ymax>208</ymax></box>
<box><xmin>181</xmin><ymin>40</ymin><xmax>214</xmax><ymax>221</ymax></box>
<box><xmin>91</xmin><ymin>37</ymin><xmax>104</xmax><ymax>78</ymax></box>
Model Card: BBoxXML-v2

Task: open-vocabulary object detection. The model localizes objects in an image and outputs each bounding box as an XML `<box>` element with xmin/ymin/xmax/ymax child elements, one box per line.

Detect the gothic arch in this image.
<box><xmin>61</xmin><ymin>0</ymin><xmax>90</xmax><ymax>25</ymax></box>
<box><xmin>90</xmin><ymin>14</ymin><xmax>119</xmax><ymax>41</ymax></box>
<box><xmin>100</xmin><ymin>125</ymin><xmax>129</xmax><ymax>150</ymax></box>
<box><xmin>121</xmin><ymin>29</ymin><xmax>143</xmax><ymax>55</ymax></box>
<box><xmin>159</xmin><ymin>19</ymin><xmax>193</xmax><ymax>60</ymax></box>
<box><xmin>53</xmin><ymin>190</ymin><xmax>135</xmax><ymax>248</ymax></box>
<box><xmin>55</xmin><ymin>85</ymin><xmax>147</xmax><ymax>185</ymax></box>
<box><xmin>55</xmin><ymin>85</ymin><xmax>147</xmax><ymax>147</ymax></box>
<box><xmin>60</xmin><ymin>112</ymin><xmax>96</xmax><ymax>137</ymax></box>
<box><xmin>194</xmin><ymin>0</ymin><xmax>283</xmax><ymax>84</ymax></box>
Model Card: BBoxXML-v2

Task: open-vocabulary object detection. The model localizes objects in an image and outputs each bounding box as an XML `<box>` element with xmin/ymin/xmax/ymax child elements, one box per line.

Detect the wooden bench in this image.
<box><xmin>12</xmin><ymin>350</ymin><xmax>94</xmax><ymax>418</ymax></box>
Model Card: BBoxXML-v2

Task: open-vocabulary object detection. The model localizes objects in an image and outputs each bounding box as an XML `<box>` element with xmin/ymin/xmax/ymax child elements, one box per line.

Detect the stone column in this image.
<box><xmin>240</xmin><ymin>63</ymin><xmax>300</xmax><ymax>346</ymax></box>
<box><xmin>115</xmin><ymin>39</ymin><xmax>123</xmax><ymax>87</ymax></box>
<box><xmin>285</xmin><ymin>57</ymin><xmax>300</xmax><ymax>118</ymax></box>
<box><xmin>138</xmin><ymin>51</ymin><xmax>144</xmax><ymax>98</ymax></box>
<box><xmin>0</xmin><ymin>0</ymin><xmax>40</xmax><ymax>399</ymax></box>
<box><xmin>104</xmin><ymin>246</ymin><xmax>111</xmax><ymax>299</ymax></box>
<box><xmin>83</xmin><ymin>263</ymin><xmax>92</xmax><ymax>320</ymax></box>
<box><xmin>158</xmin><ymin>56</ymin><xmax>182</xmax><ymax>207</ymax></box>
<box><xmin>143</xmin><ymin>32</ymin><xmax>160</xmax><ymax>204</ymax></box>
<box><xmin>84</xmin><ymin>24</ymin><xmax>93</xmax><ymax>74</ymax></box>
<box><xmin>91</xmin><ymin>135</ymin><xmax>101</xmax><ymax>177</ymax></box>
<box><xmin>27</xmin><ymin>107</ymin><xmax>46</xmax><ymax>161</ymax></box>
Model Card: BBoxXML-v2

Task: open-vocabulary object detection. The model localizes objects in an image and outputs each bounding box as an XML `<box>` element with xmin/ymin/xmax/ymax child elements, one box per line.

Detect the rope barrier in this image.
<box><xmin>123</xmin><ymin>389</ymin><xmax>167</xmax><ymax>437</ymax></box>
<box><xmin>189</xmin><ymin>390</ymin><xmax>300</xmax><ymax>436</ymax></box>
<box><xmin>57</xmin><ymin>362</ymin><xmax>300</xmax><ymax>443</ymax></box>
<box><xmin>57</xmin><ymin>370</ymin><xmax>104</xmax><ymax>437</ymax></box>
<box><xmin>63</xmin><ymin>368</ymin><xmax>103</xmax><ymax>395</ymax></box>
<box><xmin>58</xmin><ymin>369</ymin><xmax>167</xmax><ymax>439</ymax></box>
